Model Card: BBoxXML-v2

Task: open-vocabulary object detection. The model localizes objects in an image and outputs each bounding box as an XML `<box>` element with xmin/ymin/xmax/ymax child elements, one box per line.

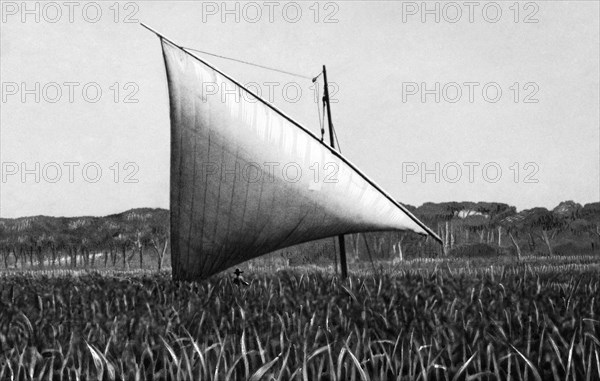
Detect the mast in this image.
<box><xmin>322</xmin><ymin>65</ymin><xmax>348</xmax><ymax>280</ymax></box>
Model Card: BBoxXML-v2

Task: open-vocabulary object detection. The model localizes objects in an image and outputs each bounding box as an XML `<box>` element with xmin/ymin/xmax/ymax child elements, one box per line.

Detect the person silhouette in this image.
<box><xmin>233</xmin><ymin>268</ymin><xmax>249</xmax><ymax>286</ymax></box>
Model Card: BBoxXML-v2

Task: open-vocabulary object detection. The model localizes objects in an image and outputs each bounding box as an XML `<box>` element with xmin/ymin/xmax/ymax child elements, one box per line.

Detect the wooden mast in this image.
<box><xmin>322</xmin><ymin>65</ymin><xmax>348</xmax><ymax>279</ymax></box>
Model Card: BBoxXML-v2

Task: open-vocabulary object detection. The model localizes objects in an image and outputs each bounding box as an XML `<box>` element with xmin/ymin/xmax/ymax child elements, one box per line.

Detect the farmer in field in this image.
<box><xmin>233</xmin><ymin>268</ymin><xmax>249</xmax><ymax>286</ymax></box>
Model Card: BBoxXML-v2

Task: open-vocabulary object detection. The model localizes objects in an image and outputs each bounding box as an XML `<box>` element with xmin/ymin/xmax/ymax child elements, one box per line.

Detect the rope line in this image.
<box><xmin>314</xmin><ymin>81</ymin><xmax>326</xmax><ymax>142</ymax></box>
<box><xmin>183</xmin><ymin>46</ymin><xmax>313</xmax><ymax>80</ymax></box>
<box><xmin>322</xmin><ymin>105</ymin><xmax>327</xmax><ymax>143</ymax></box>
<box><xmin>332</xmin><ymin>123</ymin><xmax>342</xmax><ymax>154</ymax></box>
<box><xmin>183</xmin><ymin>44</ymin><xmax>331</xmax><ymax>147</ymax></box>
<box><xmin>315</xmin><ymin>73</ymin><xmax>341</xmax><ymax>152</ymax></box>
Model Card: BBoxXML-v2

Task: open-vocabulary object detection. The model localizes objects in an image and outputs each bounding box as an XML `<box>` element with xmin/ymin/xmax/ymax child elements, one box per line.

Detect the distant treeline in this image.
<box><xmin>0</xmin><ymin>208</ymin><xmax>169</xmax><ymax>270</ymax></box>
<box><xmin>1</xmin><ymin>201</ymin><xmax>599</xmax><ymax>269</ymax></box>
<box><xmin>400</xmin><ymin>200</ymin><xmax>600</xmax><ymax>259</ymax></box>
<box><xmin>268</xmin><ymin>201</ymin><xmax>600</xmax><ymax>264</ymax></box>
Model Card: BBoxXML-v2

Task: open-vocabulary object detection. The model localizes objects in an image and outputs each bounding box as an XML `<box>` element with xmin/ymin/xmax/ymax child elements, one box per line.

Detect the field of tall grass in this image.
<box><xmin>0</xmin><ymin>255</ymin><xmax>599</xmax><ymax>380</ymax></box>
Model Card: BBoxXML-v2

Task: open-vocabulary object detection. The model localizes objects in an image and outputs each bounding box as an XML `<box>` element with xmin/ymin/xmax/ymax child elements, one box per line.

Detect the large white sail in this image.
<box><xmin>159</xmin><ymin>38</ymin><xmax>440</xmax><ymax>280</ymax></box>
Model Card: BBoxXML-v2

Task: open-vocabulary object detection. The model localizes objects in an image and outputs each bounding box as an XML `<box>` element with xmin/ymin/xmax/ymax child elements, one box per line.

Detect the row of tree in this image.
<box><xmin>1</xmin><ymin>201</ymin><xmax>598</xmax><ymax>270</ymax></box>
<box><xmin>0</xmin><ymin>208</ymin><xmax>169</xmax><ymax>270</ymax></box>
<box><xmin>270</xmin><ymin>201</ymin><xmax>600</xmax><ymax>263</ymax></box>
<box><xmin>375</xmin><ymin>201</ymin><xmax>599</xmax><ymax>261</ymax></box>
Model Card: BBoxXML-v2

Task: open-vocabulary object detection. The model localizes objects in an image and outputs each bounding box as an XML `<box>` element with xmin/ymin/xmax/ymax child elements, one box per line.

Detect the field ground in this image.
<box><xmin>1</xmin><ymin>255</ymin><xmax>599</xmax><ymax>380</ymax></box>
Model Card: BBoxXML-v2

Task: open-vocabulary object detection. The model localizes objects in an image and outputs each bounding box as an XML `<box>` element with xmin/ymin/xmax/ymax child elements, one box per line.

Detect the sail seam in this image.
<box><xmin>187</xmin><ymin>134</ymin><xmax>198</xmax><ymax>274</ymax></box>
<box><xmin>198</xmin><ymin>134</ymin><xmax>212</xmax><ymax>275</ymax></box>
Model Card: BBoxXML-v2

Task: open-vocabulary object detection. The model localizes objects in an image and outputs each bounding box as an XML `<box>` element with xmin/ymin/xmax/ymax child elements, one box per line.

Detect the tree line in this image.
<box><xmin>1</xmin><ymin>201</ymin><xmax>599</xmax><ymax>270</ymax></box>
<box><xmin>0</xmin><ymin>208</ymin><xmax>169</xmax><ymax>270</ymax></box>
<box><xmin>270</xmin><ymin>201</ymin><xmax>600</xmax><ymax>264</ymax></box>
<box><xmin>359</xmin><ymin>200</ymin><xmax>600</xmax><ymax>261</ymax></box>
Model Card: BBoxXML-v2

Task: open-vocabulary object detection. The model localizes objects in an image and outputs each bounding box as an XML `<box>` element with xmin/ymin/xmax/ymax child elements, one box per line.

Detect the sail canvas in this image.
<box><xmin>160</xmin><ymin>38</ymin><xmax>440</xmax><ymax>280</ymax></box>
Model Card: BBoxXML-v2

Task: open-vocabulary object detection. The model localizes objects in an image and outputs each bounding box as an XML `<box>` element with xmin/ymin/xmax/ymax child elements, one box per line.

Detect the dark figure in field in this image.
<box><xmin>233</xmin><ymin>268</ymin><xmax>249</xmax><ymax>286</ymax></box>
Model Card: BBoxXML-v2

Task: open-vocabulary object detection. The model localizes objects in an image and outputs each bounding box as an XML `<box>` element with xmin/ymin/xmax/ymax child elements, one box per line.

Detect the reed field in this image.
<box><xmin>0</xmin><ymin>256</ymin><xmax>599</xmax><ymax>380</ymax></box>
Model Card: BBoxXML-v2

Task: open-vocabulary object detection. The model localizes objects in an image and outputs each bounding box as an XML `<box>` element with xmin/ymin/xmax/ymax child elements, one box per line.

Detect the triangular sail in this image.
<box><xmin>158</xmin><ymin>37</ymin><xmax>440</xmax><ymax>280</ymax></box>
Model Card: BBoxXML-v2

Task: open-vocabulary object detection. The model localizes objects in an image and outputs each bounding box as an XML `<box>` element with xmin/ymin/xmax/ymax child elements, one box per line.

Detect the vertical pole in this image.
<box><xmin>322</xmin><ymin>65</ymin><xmax>348</xmax><ymax>280</ymax></box>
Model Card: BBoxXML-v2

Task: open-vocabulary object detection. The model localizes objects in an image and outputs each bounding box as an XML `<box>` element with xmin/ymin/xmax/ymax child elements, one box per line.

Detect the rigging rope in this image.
<box><xmin>183</xmin><ymin>47</ymin><xmax>313</xmax><ymax>80</ymax></box>
<box><xmin>332</xmin><ymin>124</ymin><xmax>342</xmax><ymax>153</ymax></box>
<box><xmin>318</xmin><ymin>78</ymin><xmax>342</xmax><ymax>153</ymax></box>
<box><xmin>322</xmin><ymin>105</ymin><xmax>327</xmax><ymax>143</ymax></box>
<box><xmin>314</xmin><ymin>80</ymin><xmax>326</xmax><ymax>142</ymax></box>
<box><xmin>183</xmin><ymin>45</ymin><xmax>329</xmax><ymax>143</ymax></box>
<box><xmin>312</xmin><ymin>71</ymin><xmax>326</xmax><ymax>142</ymax></box>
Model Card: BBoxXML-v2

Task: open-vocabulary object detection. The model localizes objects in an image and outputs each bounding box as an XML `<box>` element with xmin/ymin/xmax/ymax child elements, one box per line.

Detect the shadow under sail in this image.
<box><xmin>143</xmin><ymin>24</ymin><xmax>442</xmax><ymax>280</ymax></box>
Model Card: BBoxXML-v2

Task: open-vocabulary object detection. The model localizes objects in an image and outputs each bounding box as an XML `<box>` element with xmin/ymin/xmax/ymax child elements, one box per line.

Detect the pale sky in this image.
<box><xmin>1</xmin><ymin>1</ymin><xmax>598</xmax><ymax>218</ymax></box>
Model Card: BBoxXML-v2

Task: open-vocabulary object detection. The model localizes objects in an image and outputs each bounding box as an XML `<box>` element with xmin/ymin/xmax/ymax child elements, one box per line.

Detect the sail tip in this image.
<box><xmin>422</xmin><ymin>229</ymin><xmax>443</xmax><ymax>245</ymax></box>
<box><xmin>140</xmin><ymin>22</ymin><xmax>164</xmax><ymax>40</ymax></box>
<box><xmin>430</xmin><ymin>232</ymin><xmax>443</xmax><ymax>245</ymax></box>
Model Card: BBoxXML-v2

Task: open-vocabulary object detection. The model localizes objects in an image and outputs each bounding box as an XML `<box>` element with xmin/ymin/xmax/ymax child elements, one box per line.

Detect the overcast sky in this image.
<box><xmin>1</xmin><ymin>1</ymin><xmax>598</xmax><ymax>218</ymax></box>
